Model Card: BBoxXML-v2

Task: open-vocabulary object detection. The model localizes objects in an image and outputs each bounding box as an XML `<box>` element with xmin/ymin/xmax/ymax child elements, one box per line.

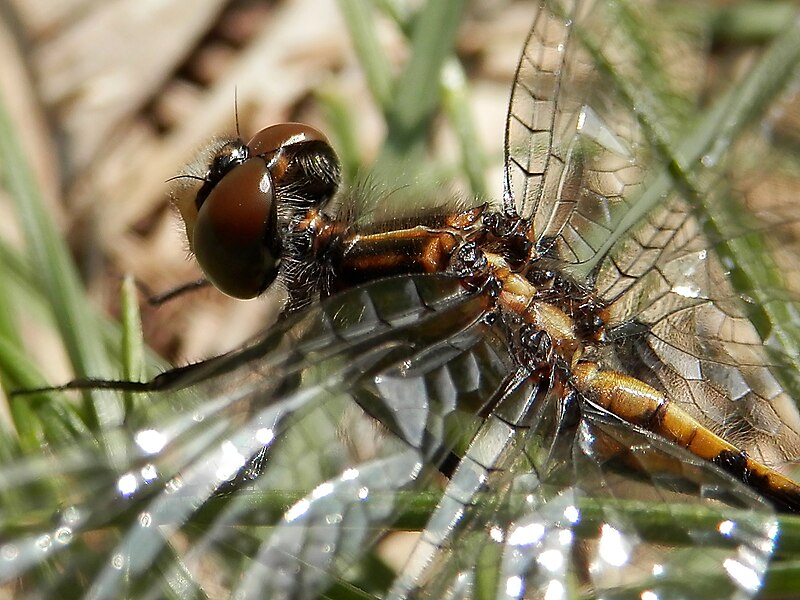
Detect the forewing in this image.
<box><xmin>0</xmin><ymin>275</ymin><xmax>513</xmax><ymax>599</ymax></box>
<box><xmin>504</xmin><ymin>0</ymin><xmax>663</xmax><ymax>264</ymax></box>
<box><xmin>591</xmin><ymin>10</ymin><xmax>800</xmax><ymax>469</ymax></box>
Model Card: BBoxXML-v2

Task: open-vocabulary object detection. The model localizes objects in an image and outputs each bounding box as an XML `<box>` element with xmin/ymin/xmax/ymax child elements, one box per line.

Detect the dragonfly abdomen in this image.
<box><xmin>572</xmin><ymin>361</ymin><xmax>800</xmax><ymax>512</ymax></box>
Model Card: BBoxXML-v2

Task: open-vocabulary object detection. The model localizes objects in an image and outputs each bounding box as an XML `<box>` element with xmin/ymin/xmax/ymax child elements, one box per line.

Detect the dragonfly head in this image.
<box><xmin>178</xmin><ymin>122</ymin><xmax>341</xmax><ymax>300</ymax></box>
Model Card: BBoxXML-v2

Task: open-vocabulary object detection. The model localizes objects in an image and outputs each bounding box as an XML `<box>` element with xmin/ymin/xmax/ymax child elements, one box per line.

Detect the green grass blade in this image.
<box><xmin>337</xmin><ymin>0</ymin><xmax>394</xmax><ymax>110</ymax></box>
<box><xmin>0</xmin><ymin>94</ymin><xmax>123</xmax><ymax>429</ymax></box>
<box><xmin>380</xmin><ymin>0</ymin><xmax>467</xmax><ymax>161</ymax></box>
<box><xmin>441</xmin><ymin>58</ymin><xmax>488</xmax><ymax>198</ymax></box>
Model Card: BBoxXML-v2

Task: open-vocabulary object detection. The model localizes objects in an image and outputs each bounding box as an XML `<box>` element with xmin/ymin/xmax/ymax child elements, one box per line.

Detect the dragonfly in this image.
<box><xmin>3</xmin><ymin>1</ymin><xmax>800</xmax><ymax>598</ymax></box>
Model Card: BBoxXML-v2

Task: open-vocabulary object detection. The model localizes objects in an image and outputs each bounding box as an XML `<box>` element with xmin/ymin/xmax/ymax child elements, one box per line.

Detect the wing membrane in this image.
<box><xmin>504</xmin><ymin>0</ymin><xmax>660</xmax><ymax>263</ymax></box>
<box><xmin>0</xmin><ymin>275</ymin><xmax>512</xmax><ymax>598</ymax></box>
<box><xmin>596</xmin><ymin>60</ymin><xmax>800</xmax><ymax>470</ymax></box>
<box><xmin>507</xmin><ymin>0</ymin><xmax>800</xmax><ymax>473</ymax></box>
<box><xmin>387</xmin><ymin>376</ymin><xmax>778</xmax><ymax>600</ymax></box>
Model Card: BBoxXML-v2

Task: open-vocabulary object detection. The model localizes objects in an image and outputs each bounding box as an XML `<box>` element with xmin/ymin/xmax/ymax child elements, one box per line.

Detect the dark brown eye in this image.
<box><xmin>248</xmin><ymin>123</ymin><xmax>341</xmax><ymax>203</ymax></box>
<box><xmin>246</xmin><ymin>122</ymin><xmax>329</xmax><ymax>157</ymax></box>
<box><xmin>192</xmin><ymin>157</ymin><xmax>279</xmax><ymax>299</ymax></box>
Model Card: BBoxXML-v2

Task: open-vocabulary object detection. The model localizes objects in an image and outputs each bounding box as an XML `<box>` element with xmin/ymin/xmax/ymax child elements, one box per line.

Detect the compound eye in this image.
<box><xmin>247</xmin><ymin>122</ymin><xmax>341</xmax><ymax>207</ymax></box>
<box><xmin>247</xmin><ymin>122</ymin><xmax>328</xmax><ymax>156</ymax></box>
<box><xmin>192</xmin><ymin>157</ymin><xmax>279</xmax><ymax>299</ymax></box>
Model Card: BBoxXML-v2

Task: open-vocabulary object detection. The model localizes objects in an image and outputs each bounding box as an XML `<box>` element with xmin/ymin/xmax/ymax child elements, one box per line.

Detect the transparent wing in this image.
<box><xmin>6</xmin><ymin>270</ymin><xmax>780</xmax><ymax>599</ymax></box>
<box><xmin>504</xmin><ymin>0</ymin><xmax>656</xmax><ymax>263</ymax></box>
<box><xmin>589</xmin><ymin>10</ymin><xmax>800</xmax><ymax>470</ymax></box>
<box><xmin>0</xmin><ymin>274</ymin><xmax>513</xmax><ymax>599</ymax></box>
<box><xmin>507</xmin><ymin>0</ymin><xmax>800</xmax><ymax>475</ymax></box>
<box><xmin>601</xmin><ymin>173</ymin><xmax>800</xmax><ymax>471</ymax></box>
<box><xmin>384</xmin><ymin>370</ymin><xmax>779</xmax><ymax>600</ymax></box>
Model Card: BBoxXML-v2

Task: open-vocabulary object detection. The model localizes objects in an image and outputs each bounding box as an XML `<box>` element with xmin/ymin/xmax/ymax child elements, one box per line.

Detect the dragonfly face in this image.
<box><xmin>3</xmin><ymin>2</ymin><xmax>800</xmax><ymax>599</ymax></box>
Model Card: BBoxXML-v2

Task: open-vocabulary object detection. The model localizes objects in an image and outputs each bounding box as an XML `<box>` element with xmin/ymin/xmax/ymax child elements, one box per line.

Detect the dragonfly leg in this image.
<box><xmin>10</xmin><ymin>353</ymin><xmax>235</xmax><ymax>397</ymax></box>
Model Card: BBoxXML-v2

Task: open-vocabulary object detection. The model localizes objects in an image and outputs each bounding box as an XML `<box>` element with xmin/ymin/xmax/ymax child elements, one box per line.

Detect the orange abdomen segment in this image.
<box><xmin>572</xmin><ymin>361</ymin><xmax>800</xmax><ymax>512</ymax></box>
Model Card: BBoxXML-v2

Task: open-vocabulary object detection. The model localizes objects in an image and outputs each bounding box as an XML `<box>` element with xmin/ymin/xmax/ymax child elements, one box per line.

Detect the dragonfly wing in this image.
<box><xmin>594</xmin><ymin>32</ymin><xmax>800</xmax><ymax>469</ymax></box>
<box><xmin>507</xmin><ymin>0</ymin><xmax>800</xmax><ymax>475</ymax></box>
<box><xmin>0</xmin><ymin>274</ymin><xmax>512</xmax><ymax>599</ymax></box>
<box><xmin>601</xmin><ymin>188</ymin><xmax>800</xmax><ymax>470</ymax></box>
<box><xmin>504</xmin><ymin>0</ymin><xmax>654</xmax><ymax>264</ymax></box>
<box><xmin>392</xmin><ymin>378</ymin><xmax>778</xmax><ymax>599</ymax></box>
